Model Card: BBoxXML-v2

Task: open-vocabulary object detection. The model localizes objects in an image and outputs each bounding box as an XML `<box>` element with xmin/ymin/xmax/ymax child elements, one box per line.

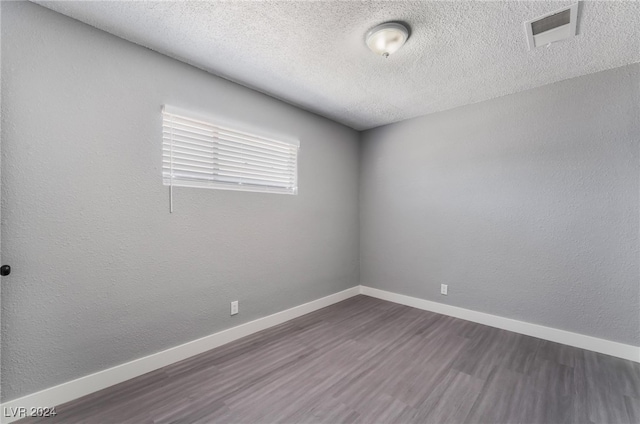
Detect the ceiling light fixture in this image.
<box><xmin>366</xmin><ymin>22</ymin><xmax>409</xmax><ymax>58</ymax></box>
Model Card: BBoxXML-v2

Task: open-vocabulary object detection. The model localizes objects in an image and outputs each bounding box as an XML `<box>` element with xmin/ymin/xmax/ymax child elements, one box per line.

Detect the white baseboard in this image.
<box><xmin>0</xmin><ymin>286</ymin><xmax>360</xmax><ymax>424</ymax></box>
<box><xmin>360</xmin><ymin>285</ymin><xmax>640</xmax><ymax>363</ymax></box>
<box><xmin>3</xmin><ymin>284</ymin><xmax>637</xmax><ymax>423</ymax></box>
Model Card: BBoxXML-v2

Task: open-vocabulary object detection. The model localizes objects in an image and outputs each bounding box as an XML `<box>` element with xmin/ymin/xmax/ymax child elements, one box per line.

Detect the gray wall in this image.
<box><xmin>0</xmin><ymin>1</ymin><xmax>359</xmax><ymax>401</ymax></box>
<box><xmin>360</xmin><ymin>64</ymin><xmax>640</xmax><ymax>347</ymax></box>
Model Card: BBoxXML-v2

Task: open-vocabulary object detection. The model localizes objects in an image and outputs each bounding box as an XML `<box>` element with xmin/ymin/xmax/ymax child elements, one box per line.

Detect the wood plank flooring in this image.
<box><xmin>20</xmin><ymin>295</ymin><xmax>640</xmax><ymax>424</ymax></box>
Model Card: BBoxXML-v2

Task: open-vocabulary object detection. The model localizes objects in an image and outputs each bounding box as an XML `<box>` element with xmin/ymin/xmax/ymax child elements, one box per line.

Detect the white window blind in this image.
<box><xmin>162</xmin><ymin>106</ymin><xmax>299</xmax><ymax>196</ymax></box>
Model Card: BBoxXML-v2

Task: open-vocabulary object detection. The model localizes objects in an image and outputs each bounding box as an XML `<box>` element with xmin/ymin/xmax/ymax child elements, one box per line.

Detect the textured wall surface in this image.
<box><xmin>360</xmin><ymin>64</ymin><xmax>640</xmax><ymax>346</ymax></box>
<box><xmin>0</xmin><ymin>2</ymin><xmax>359</xmax><ymax>401</ymax></box>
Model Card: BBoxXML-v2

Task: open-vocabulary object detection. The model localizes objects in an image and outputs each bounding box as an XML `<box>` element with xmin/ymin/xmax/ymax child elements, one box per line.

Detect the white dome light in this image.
<box><xmin>366</xmin><ymin>23</ymin><xmax>409</xmax><ymax>58</ymax></box>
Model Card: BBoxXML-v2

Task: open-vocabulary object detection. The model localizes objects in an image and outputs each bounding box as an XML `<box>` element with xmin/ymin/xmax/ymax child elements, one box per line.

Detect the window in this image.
<box><xmin>162</xmin><ymin>106</ymin><xmax>299</xmax><ymax>196</ymax></box>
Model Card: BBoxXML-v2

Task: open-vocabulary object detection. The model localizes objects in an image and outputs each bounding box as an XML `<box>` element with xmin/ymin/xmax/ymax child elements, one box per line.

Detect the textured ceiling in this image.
<box><xmin>36</xmin><ymin>1</ymin><xmax>640</xmax><ymax>130</ymax></box>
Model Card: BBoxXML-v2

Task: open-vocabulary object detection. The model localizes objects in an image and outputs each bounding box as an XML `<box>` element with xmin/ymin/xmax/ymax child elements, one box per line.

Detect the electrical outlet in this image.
<box><xmin>440</xmin><ymin>284</ymin><xmax>448</xmax><ymax>295</ymax></box>
<box><xmin>230</xmin><ymin>300</ymin><xmax>239</xmax><ymax>315</ymax></box>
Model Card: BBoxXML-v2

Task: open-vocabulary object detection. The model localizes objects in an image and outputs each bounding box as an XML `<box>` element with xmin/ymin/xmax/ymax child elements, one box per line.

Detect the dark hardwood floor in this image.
<box><xmin>21</xmin><ymin>295</ymin><xmax>640</xmax><ymax>424</ymax></box>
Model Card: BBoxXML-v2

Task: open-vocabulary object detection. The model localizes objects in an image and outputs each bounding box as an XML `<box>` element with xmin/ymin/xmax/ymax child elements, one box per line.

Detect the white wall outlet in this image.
<box><xmin>440</xmin><ymin>284</ymin><xmax>448</xmax><ymax>295</ymax></box>
<box><xmin>230</xmin><ymin>300</ymin><xmax>239</xmax><ymax>315</ymax></box>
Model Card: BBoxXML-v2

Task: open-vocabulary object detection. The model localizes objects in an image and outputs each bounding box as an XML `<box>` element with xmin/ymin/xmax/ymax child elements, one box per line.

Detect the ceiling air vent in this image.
<box><xmin>525</xmin><ymin>3</ymin><xmax>578</xmax><ymax>50</ymax></box>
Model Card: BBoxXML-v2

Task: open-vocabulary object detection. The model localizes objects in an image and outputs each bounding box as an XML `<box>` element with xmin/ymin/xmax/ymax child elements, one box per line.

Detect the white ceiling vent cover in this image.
<box><xmin>525</xmin><ymin>3</ymin><xmax>578</xmax><ymax>50</ymax></box>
